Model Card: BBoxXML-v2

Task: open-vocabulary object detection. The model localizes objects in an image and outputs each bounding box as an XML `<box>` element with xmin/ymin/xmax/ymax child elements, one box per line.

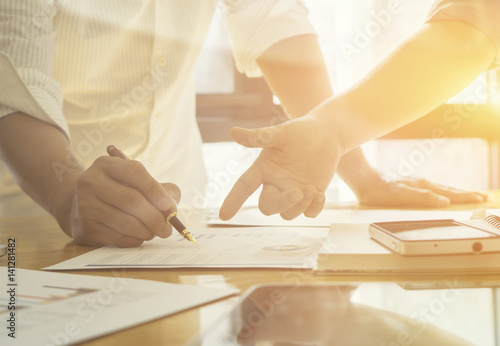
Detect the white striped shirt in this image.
<box><xmin>0</xmin><ymin>0</ymin><xmax>315</xmax><ymax>216</ymax></box>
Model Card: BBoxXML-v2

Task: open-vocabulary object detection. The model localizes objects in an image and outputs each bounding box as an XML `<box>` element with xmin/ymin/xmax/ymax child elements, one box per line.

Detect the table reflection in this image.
<box><xmin>190</xmin><ymin>283</ymin><xmax>493</xmax><ymax>345</ymax></box>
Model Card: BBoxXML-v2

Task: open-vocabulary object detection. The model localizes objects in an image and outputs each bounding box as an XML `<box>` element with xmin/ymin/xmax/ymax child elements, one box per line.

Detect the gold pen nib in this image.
<box><xmin>185</xmin><ymin>232</ymin><xmax>198</xmax><ymax>245</ymax></box>
<box><xmin>180</xmin><ymin>229</ymin><xmax>198</xmax><ymax>245</ymax></box>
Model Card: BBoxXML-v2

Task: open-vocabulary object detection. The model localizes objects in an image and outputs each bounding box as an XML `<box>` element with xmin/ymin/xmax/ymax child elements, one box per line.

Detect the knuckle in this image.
<box><xmin>129</xmin><ymin>160</ymin><xmax>147</xmax><ymax>176</ymax></box>
<box><xmin>123</xmin><ymin>191</ymin><xmax>141</xmax><ymax>211</ymax></box>
<box><xmin>76</xmin><ymin>171</ymin><xmax>93</xmax><ymax>188</ymax></box>
<box><xmin>143</xmin><ymin>179</ymin><xmax>161</xmax><ymax>198</ymax></box>
<box><xmin>75</xmin><ymin>198</ymin><xmax>92</xmax><ymax>215</ymax></box>
<box><xmin>166</xmin><ymin>183</ymin><xmax>181</xmax><ymax>203</ymax></box>
<box><xmin>78</xmin><ymin>167</ymin><xmax>106</xmax><ymax>191</ymax></box>
<box><xmin>93</xmin><ymin>155</ymin><xmax>110</xmax><ymax>167</ymax></box>
<box><xmin>151</xmin><ymin>214</ymin><xmax>166</xmax><ymax>234</ymax></box>
<box><xmin>240</xmin><ymin>180</ymin><xmax>254</xmax><ymax>195</ymax></box>
<box><xmin>118</xmin><ymin>214</ymin><xmax>136</xmax><ymax>230</ymax></box>
<box><xmin>315</xmin><ymin>193</ymin><xmax>326</xmax><ymax>205</ymax></box>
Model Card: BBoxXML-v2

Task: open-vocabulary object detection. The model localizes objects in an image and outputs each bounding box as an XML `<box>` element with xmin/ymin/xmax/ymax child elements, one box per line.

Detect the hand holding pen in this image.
<box><xmin>58</xmin><ymin>144</ymin><xmax>190</xmax><ymax>247</ymax></box>
<box><xmin>107</xmin><ymin>145</ymin><xmax>197</xmax><ymax>245</ymax></box>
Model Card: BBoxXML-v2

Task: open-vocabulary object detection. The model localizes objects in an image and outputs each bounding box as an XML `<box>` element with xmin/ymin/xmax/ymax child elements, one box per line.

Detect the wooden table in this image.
<box><xmin>2</xmin><ymin>192</ymin><xmax>500</xmax><ymax>345</ymax></box>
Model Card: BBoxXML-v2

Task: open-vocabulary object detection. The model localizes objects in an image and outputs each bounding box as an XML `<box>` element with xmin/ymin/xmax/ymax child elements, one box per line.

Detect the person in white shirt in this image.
<box><xmin>0</xmin><ymin>1</ymin><xmax>486</xmax><ymax>247</ymax></box>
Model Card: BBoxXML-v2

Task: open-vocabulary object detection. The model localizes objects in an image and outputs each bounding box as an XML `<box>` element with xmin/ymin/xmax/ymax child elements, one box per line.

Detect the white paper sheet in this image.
<box><xmin>0</xmin><ymin>268</ymin><xmax>238</xmax><ymax>345</ymax></box>
<box><xmin>45</xmin><ymin>227</ymin><xmax>329</xmax><ymax>271</ymax></box>
<box><xmin>208</xmin><ymin>208</ymin><xmax>474</xmax><ymax>227</ymax></box>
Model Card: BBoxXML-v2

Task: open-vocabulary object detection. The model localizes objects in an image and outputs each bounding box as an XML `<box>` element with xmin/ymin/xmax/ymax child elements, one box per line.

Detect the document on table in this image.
<box><xmin>45</xmin><ymin>227</ymin><xmax>329</xmax><ymax>271</ymax></box>
<box><xmin>0</xmin><ymin>268</ymin><xmax>238</xmax><ymax>346</ymax></box>
<box><xmin>208</xmin><ymin>208</ymin><xmax>474</xmax><ymax>227</ymax></box>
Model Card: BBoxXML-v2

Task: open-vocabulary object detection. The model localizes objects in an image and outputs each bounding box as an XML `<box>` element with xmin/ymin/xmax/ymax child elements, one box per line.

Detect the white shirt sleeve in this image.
<box><xmin>0</xmin><ymin>1</ymin><xmax>69</xmax><ymax>138</ymax></box>
<box><xmin>223</xmin><ymin>0</ymin><xmax>316</xmax><ymax>77</ymax></box>
<box><xmin>427</xmin><ymin>0</ymin><xmax>500</xmax><ymax>70</ymax></box>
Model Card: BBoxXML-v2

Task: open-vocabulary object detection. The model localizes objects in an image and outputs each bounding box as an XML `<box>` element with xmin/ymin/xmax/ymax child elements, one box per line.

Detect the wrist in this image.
<box><xmin>309</xmin><ymin>110</ymin><xmax>346</xmax><ymax>157</ymax></box>
<box><xmin>308</xmin><ymin>90</ymin><xmax>385</xmax><ymax>154</ymax></box>
<box><xmin>49</xmin><ymin>171</ymin><xmax>82</xmax><ymax>238</ymax></box>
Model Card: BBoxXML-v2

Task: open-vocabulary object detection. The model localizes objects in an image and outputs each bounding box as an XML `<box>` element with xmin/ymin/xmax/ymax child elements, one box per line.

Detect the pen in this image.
<box><xmin>106</xmin><ymin>145</ymin><xmax>198</xmax><ymax>245</ymax></box>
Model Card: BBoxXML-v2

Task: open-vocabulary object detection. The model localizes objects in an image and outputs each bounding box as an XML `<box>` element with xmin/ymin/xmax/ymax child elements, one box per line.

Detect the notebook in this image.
<box><xmin>484</xmin><ymin>209</ymin><xmax>500</xmax><ymax>229</ymax></box>
<box><xmin>316</xmin><ymin>219</ymin><xmax>500</xmax><ymax>275</ymax></box>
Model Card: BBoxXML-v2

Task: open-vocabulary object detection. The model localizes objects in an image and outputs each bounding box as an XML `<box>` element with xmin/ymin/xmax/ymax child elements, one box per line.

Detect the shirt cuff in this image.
<box><xmin>0</xmin><ymin>52</ymin><xmax>69</xmax><ymax>138</ymax></box>
<box><xmin>426</xmin><ymin>0</ymin><xmax>500</xmax><ymax>69</ymax></box>
<box><xmin>227</xmin><ymin>1</ymin><xmax>317</xmax><ymax>78</ymax></box>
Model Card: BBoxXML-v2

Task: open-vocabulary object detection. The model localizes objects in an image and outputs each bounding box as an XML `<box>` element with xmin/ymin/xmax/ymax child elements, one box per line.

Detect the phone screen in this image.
<box><xmin>378</xmin><ymin>220</ymin><xmax>496</xmax><ymax>241</ymax></box>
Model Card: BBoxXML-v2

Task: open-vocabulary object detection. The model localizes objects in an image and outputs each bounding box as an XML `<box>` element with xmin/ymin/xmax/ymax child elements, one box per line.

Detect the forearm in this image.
<box><xmin>257</xmin><ymin>34</ymin><xmax>332</xmax><ymax>117</ymax></box>
<box><xmin>257</xmin><ymin>34</ymin><xmax>380</xmax><ymax>194</ymax></box>
<box><xmin>313</xmin><ymin>21</ymin><xmax>496</xmax><ymax>153</ymax></box>
<box><xmin>0</xmin><ymin>112</ymin><xmax>83</xmax><ymax>224</ymax></box>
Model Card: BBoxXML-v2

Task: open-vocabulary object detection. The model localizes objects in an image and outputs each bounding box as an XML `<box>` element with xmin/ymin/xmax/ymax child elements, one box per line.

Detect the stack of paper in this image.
<box><xmin>0</xmin><ymin>268</ymin><xmax>238</xmax><ymax>345</ymax></box>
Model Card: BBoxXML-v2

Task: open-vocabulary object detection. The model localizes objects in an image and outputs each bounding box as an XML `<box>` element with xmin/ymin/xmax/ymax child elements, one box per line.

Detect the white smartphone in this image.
<box><xmin>369</xmin><ymin>219</ymin><xmax>500</xmax><ymax>256</ymax></box>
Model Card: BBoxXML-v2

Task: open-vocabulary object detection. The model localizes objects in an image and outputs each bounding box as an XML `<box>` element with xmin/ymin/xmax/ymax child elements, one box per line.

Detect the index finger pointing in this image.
<box><xmin>219</xmin><ymin>167</ymin><xmax>262</xmax><ymax>220</ymax></box>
